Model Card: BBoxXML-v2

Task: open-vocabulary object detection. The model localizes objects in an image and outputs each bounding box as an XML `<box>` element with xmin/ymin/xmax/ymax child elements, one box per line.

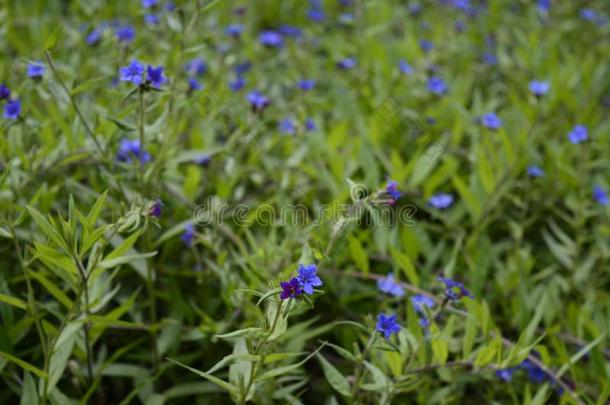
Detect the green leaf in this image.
<box><xmin>0</xmin><ymin>293</ymin><xmax>27</xmax><ymax>310</ymax></box>
<box><xmin>26</xmin><ymin>206</ymin><xmax>68</xmax><ymax>251</ymax></box>
<box><xmin>98</xmin><ymin>252</ymin><xmax>157</xmax><ymax>269</ymax></box>
<box><xmin>214</xmin><ymin>328</ymin><xmax>266</xmax><ymax>340</ymax></box>
<box><xmin>390</xmin><ymin>248</ymin><xmax>419</xmax><ymax>285</ymax></box>
<box><xmin>166</xmin><ymin>358</ymin><xmax>239</xmax><ymax>396</ymax></box>
<box><xmin>316</xmin><ymin>354</ymin><xmax>352</xmax><ymax>397</ymax></box>
<box><xmin>20</xmin><ymin>372</ymin><xmax>39</xmax><ymax>405</ymax></box>
<box><xmin>43</xmin><ymin>27</ymin><xmax>63</xmax><ymax>50</ymax></box>
<box><xmin>348</xmin><ymin>236</ymin><xmax>369</xmax><ymax>274</ymax></box>
<box><xmin>0</xmin><ymin>351</ymin><xmax>47</xmax><ymax>379</ymax></box>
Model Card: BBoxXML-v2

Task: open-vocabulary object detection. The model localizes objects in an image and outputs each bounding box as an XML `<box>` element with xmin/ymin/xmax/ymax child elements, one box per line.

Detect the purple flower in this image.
<box><xmin>117</xmin><ymin>138</ymin><xmax>151</xmax><ymax>163</ymax></box>
<box><xmin>229</xmin><ymin>76</ymin><xmax>245</xmax><ymax>92</ymax></box>
<box><xmin>142</xmin><ymin>0</ymin><xmax>157</xmax><ymax>7</ymax></box>
<box><xmin>482</xmin><ymin>52</ymin><xmax>498</xmax><ymax>66</ymax></box>
<box><xmin>146</xmin><ymin>65</ymin><xmax>167</xmax><ymax>88</ymax></box>
<box><xmin>438</xmin><ymin>277</ymin><xmax>472</xmax><ymax>301</ymax></box>
<box><xmin>234</xmin><ymin>61</ymin><xmax>252</xmax><ymax>75</ymax></box>
<box><xmin>419</xmin><ymin>39</ymin><xmax>433</xmax><ymax>53</ymax></box>
<box><xmin>260</xmin><ymin>31</ymin><xmax>283</xmax><ymax>48</ymax></box>
<box><xmin>194</xmin><ymin>154</ymin><xmax>211</xmax><ymax>165</ymax></box>
<box><xmin>149</xmin><ymin>199</ymin><xmax>163</xmax><ymax>217</ymax></box>
<box><xmin>188</xmin><ymin>78</ymin><xmax>203</xmax><ymax>91</ymax></box>
<box><xmin>376</xmin><ymin>313</ymin><xmax>401</xmax><ymax>339</ymax></box>
<box><xmin>86</xmin><ymin>27</ymin><xmax>103</xmax><ymax>46</ymax></box>
<box><xmin>337</xmin><ymin>57</ymin><xmax>357</xmax><ymax>70</ymax></box>
<box><xmin>453</xmin><ymin>0</ymin><xmax>470</xmax><ymax>11</ymax></box>
<box><xmin>247</xmin><ymin>91</ymin><xmax>271</xmax><ymax>113</ymax></box>
<box><xmin>527</xmin><ymin>165</ymin><xmax>544</xmax><ymax>178</ymax></box>
<box><xmin>385</xmin><ymin>180</ymin><xmax>400</xmax><ymax>201</ymax></box>
<box><xmin>411</xmin><ymin>294</ymin><xmax>435</xmax><ymax>314</ymax></box>
<box><xmin>308</xmin><ymin>8</ymin><xmax>325</xmax><ymax>22</ymax></box>
<box><xmin>377</xmin><ymin>273</ymin><xmax>405</xmax><ymax>297</ymax></box>
<box><xmin>279</xmin><ymin>118</ymin><xmax>296</xmax><ymax>135</ymax></box>
<box><xmin>116</xmin><ymin>26</ymin><xmax>135</xmax><ymax>43</ymax></box>
<box><xmin>593</xmin><ymin>185</ymin><xmax>609</xmax><ymax>206</ymax></box>
<box><xmin>3</xmin><ymin>99</ymin><xmax>21</xmax><ymax>120</ymax></box>
<box><xmin>496</xmin><ymin>367</ymin><xmax>517</xmax><ymax>382</ymax></box>
<box><xmin>398</xmin><ymin>59</ymin><xmax>413</xmax><ymax>75</ymax></box>
<box><xmin>225</xmin><ymin>23</ymin><xmax>243</xmax><ymax>37</ymax></box>
<box><xmin>119</xmin><ymin>60</ymin><xmax>145</xmax><ymax>85</ymax></box>
<box><xmin>184</xmin><ymin>58</ymin><xmax>206</xmax><ymax>76</ymax></box>
<box><xmin>529</xmin><ymin>80</ymin><xmax>549</xmax><ymax>97</ymax></box>
<box><xmin>427</xmin><ymin>77</ymin><xmax>447</xmax><ymax>95</ymax></box>
<box><xmin>165</xmin><ymin>1</ymin><xmax>175</xmax><ymax>11</ymax></box>
<box><xmin>181</xmin><ymin>223</ymin><xmax>195</xmax><ymax>247</ymax></box>
<box><xmin>580</xmin><ymin>8</ymin><xmax>597</xmax><ymax>21</ymax></box>
<box><xmin>145</xmin><ymin>14</ymin><xmax>160</xmax><ymax>25</ymax></box>
<box><xmin>298</xmin><ymin>79</ymin><xmax>316</xmax><ymax>91</ymax></box>
<box><xmin>538</xmin><ymin>0</ymin><xmax>550</xmax><ymax>12</ymax></box>
<box><xmin>305</xmin><ymin>118</ymin><xmax>317</xmax><ymax>131</ymax></box>
<box><xmin>481</xmin><ymin>113</ymin><xmax>502</xmax><ymax>130</ymax></box>
<box><xmin>428</xmin><ymin>193</ymin><xmax>454</xmax><ymax>209</ymax></box>
<box><xmin>567</xmin><ymin>124</ymin><xmax>588</xmax><ymax>144</ymax></box>
<box><xmin>280</xmin><ymin>277</ymin><xmax>303</xmax><ymax>300</ymax></box>
<box><xmin>520</xmin><ymin>359</ymin><xmax>546</xmax><ymax>383</ymax></box>
<box><xmin>0</xmin><ymin>84</ymin><xmax>10</xmax><ymax>101</ymax></box>
<box><xmin>27</xmin><ymin>62</ymin><xmax>45</xmax><ymax>78</ymax></box>
<box><xmin>296</xmin><ymin>263</ymin><xmax>322</xmax><ymax>295</ymax></box>
<box><xmin>278</xmin><ymin>25</ymin><xmax>303</xmax><ymax>38</ymax></box>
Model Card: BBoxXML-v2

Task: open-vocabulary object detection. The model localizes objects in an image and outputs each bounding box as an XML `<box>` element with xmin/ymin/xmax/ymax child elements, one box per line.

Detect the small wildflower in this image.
<box><xmin>188</xmin><ymin>78</ymin><xmax>203</xmax><ymax>91</ymax></box>
<box><xmin>529</xmin><ymin>80</ymin><xmax>549</xmax><ymax>97</ymax></box>
<box><xmin>146</xmin><ymin>65</ymin><xmax>167</xmax><ymax>88</ymax></box>
<box><xmin>438</xmin><ymin>277</ymin><xmax>472</xmax><ymax>301</ymax></box>
<box><xmin>376</xmin><ymin>313</ymin><xmax>401</xmax><ymax>339</ymax></box>
<box><xmin>142</xmin><ymin>0</ymin><xmax>157</xmax><ymax>8</ymax></box>
<box><xmin>119</xmin><ymin>60</ymin><xmax>145</xmax><ymax>85</ymax></box>
<box><xmin>305</xmin><ymin>118</ymin><xmax>317</xmax><ymax>131</ymax></box>
<box><xmin>229</xmin><ymin>76</ymin><xmax>245</xmax><ymax>91</ymax></box>
<box><xmin>419</xmin><ymin>39</ymin><xmax>433</xmax><ymax>53</ymax></box>
<box><xmin>278</xmin><ymin>25</ymin><xmax>303</xmax><ymax>38</ymax></box>
<box><xmin>337</xmin><ymin>57</ymin><xmax>357</xmax><ymax>70</ymax></box>
<box><xmin>481</xmin><ymin>113</ymin><xmax>502</xmax><ymax>130</ymax></box>
<box><xmin>144</xmin><ymin>14</ymin><xmax>160</xmax><ymax>25</ymax></box>
<box><xmin>298</xmin><ymin>79</ymin><xmax>316</xmax><ymax>91</ymax></box>
<box><xmin>247</xmin><ymin>91</ymin><xmax>271</xmax><ymax>113</ymax></box>
<box><xmin>27</xmin><ymin>62</ymin><xmax>45</xmax><ymax>79</ymax></box>
<box><xmin>411</xmin><ymin>294</ymin><xmax>435</xmax><ymax>314</ymax></box>
<box><xmin>520</xmin><ymin>359</ymin><xmax>546</xmax><ymax>383</ymax></box>
<box><xmin>385</xmin><ymin>180</ymin><xmax>400</xmax><ymax>202</ymax></box>
<box><xmin>184</xmin><ymin>58</ymin><xmax>206</xmax><ymax>76</ymax></box>
<box><xmin>0</xmin><ymin>84</ymin><xmax>10</xmax><ymax>101</ymax></box>
<box><xmin>455</xmin><ymin>20</ymin><xmax>466</xmax><ymax>32</ymax></box>
<box><xmin>567</xmin><ymin>124</ymin><xmax>588</xmax><ymax>144</ymax></box>
<box><xmin>593</xmin><ymin>185</ymin><xmax>609</xmax><ymax>206</ymax></box>
<box><xmin>296</xmin><ymin>264</ymin><xmax>322</xmax><ymax>295</ymax></box>
<box><xmin>398</xmin><ymin>59</ymin><xmax>413</xmax><ymax>75</ymax></box>
<box><xmin>527</xmin><ymin>165</ymin><xmax>544</xmax><ymax>178</ymax></box>
<box><xmin>279</xmin><ymin>118</ymin><xmax>296</xmax><ymax>135</ymax></box>
<box><xmin>234</xmin><ymin>61</ymin><xmax>252</xmax><ymax>75</ymax></box>
<box><xmin>280</xmin><ymin>277</ymin><xmax>303</xmax><ymax>300</ymax></box>
<box><xmin>260</xmin><ymin>31</ymin><xmax>283</xmax><ymax>47</ymax></box>
<box><xmin>225</xmin><ymin>23</ymin><xmax>243</xmax><ymax>37</ymax></box>
<box><xmin>117</xmin><ymin>138</ymin><xmax>151</xmax><ymax>163</ymax></box>
<box><xmin>194</xmin><ymin>154</ymin><xmax>211</xmax><ymax>165</ymax></box>
<box><xmin>116</xmin><ymin>26</ymin><xmax>135</xmax><ymax>43</ymax></box>
<box><xmin>308</xmin><ymin>8</ymin><xmax>325</xmax><ymax>22</ymax></box>
<box><xmin>3</xmin><ymin>99</ymin><xmax>21</xmax><ymax>120</ymax></box>
<box><xmin>580</xmin><ymin>8</ymin><xmax>597</xmax><ymax>22</ymax></box>
<box><xmin>538</xmin><ymin>0</ymin><xmax>550</xmax><ymax>12</ymax></box>
<box><xmin>427</xmin><ymin>77</ymin><xmax>447</xmax><ymax>95</ymax></box>
<box><xmin>148</xmin><ymin>199</ymin><xmax>163</xmax><ymax>217</ymax></box>
<box><xmin>377</xmin><ymin>273</ymin><xmax>405</xmax><ymax>297</ymax></box>
<box><xmin>86</xmin><ymin>27</ymin><xmax>103</xmax><ymax>46</ymax></box>
<box><xmin>482</xmin><ymin>52</ymin><xmax>498</xmax><ymax>66</ymax></box>
<box><xmin>428</xmin><ymin>193</ymin><xmax>454</xmax><ymax>209</ymax></box>
<box><xmin>339</xmin><ymin>13</ymin><xmax>354</xmax><ymax>23</ymax></box>
<box><xmin>181</xmin><ymin>223</ymin><xmax>195</xmax><ymax>247</ymax></box>
<box><xmin>496</xmin><ymin>367</ymin><xmax>517</xmax><ymax>382</ymax></box>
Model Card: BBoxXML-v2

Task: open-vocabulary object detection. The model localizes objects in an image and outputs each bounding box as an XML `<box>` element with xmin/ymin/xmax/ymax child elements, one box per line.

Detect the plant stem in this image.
<box><xmin>349</xmin><ymin>332</ymin><xmax>376</xmax><ymax>404</ymax></box>
<box><xmin>138</xmin><ymin>88</ymin><xmax>146</xmax><ymax>193</ymax></box>
<box><xmin>74</xmin><ymin>258</ymin><xmax>94</xmax><ymax>383</ymax></box>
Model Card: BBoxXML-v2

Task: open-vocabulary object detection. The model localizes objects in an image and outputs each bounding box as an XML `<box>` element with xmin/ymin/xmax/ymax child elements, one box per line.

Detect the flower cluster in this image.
<box><xmin>119</xmin><ymin>60</ymin><xmax>167</xmax><ymax>89</ymax></box>
<box><xmin>438</xmin><ymin>277</ymin><xmax>473</xmax><ymax>301</ymax></box>
<box><xmin>279</xmin><ymin>264</ymin><xmax>323</xmax><ymax>300</ymax></box>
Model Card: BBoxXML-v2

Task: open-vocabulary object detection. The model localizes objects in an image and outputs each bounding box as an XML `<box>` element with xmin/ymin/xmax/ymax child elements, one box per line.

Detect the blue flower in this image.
<box><xmin>142</xmin><ymin>0</ymin><xmax>157</xmax><ymax>7</ymax></box>
<box><xmin>337</xmin><ymin>58</ymin><xmax>357</xmax><ymax>70</ymax></box>
<box><xmin>27</xmin><ymin>62</ymin><xmax>45</xmax><ymax>78</ymax></box>
<box><xmin>481</xmin><ymin>113</ymin><xmax>502</xmax><ymax>130</ymax></box>
<box><xmin>194</xmin><ymin>154</ymin><xmax>211</xmax><ymax>165</ymax></box>
<box><xmin>593</xmin><ymin>185</ymin><xmax>609</xmax><ymax>206</ymax></box>
<box><xmin>86</xmin><ymin>27</ymin><xmax>103</xmax><ymax>46</ymax></box>
<box><xmin>529</xmin><ymin>80</ymin><xmax>549</xmax><ymax>97</ymax></box>
<box><xmin>419</xmin><ymin>39</ymin><xmax>433</xmax><ymax>53</ymax></box>
<box><xmin>247</xmin><ymin>91</ymin><xmax>271</xmax><ymax>113</ymax></box>
<box><xmin>520</xmin><ymin>359</ymin><xmax>546</xmax><ymax>383</ymax></box>
<box><xmin>184</xmin><ymin>58</ymin><xmax>206</xmax><ymax>76</ymax></box>
<box><xmin>146</xmin><ymin>65</ymin><xmax>167</xmax><ymax>88</ymax></box>
<box><xmin>165</xmin><ymin>1</ymin><xmax>175</xmax><ymax>11</ymax></box>
<box><xmin>385</xmin><ymin>180</ymin><xmax>400</xmax><ymax>201</ymax></box>
<box><xmin>567</xmin><ymin>124</ymin><xmax>588</xmax><ymax>144</ymax></box>
<box><xmin>495</xmin><ymin>367</ymin><xmax>517</xmax><ymax>382</ymax></box>
<box><xmin>260</xmin><ymin>31</ymin><xmax>283</xmax><ymax>47</ymax></box>
<box><xmin>377</xmin><ymin>273</ymin><xmax>405</xmax><ymax>297</ymax></box>
<box><xmin>278</xmin><ymin>25</ymin><xmax>303</xmax><ymax>38</ymax></box>
<box><xmin>279</xmin><ymin>118</ymin><xmax>296</xmax><ymax>135</ymax></box>
<box><xmin>580</xmin><ymin>8</ymin><xmax>597</xmax><ymax>21</ymax></box>
<box><xmin>398</xmin><ymin>59</ymin><xmax>413</xmax><ymax>75</ymax></box>
<box><xmin>376</xmin><ymin>313</ymin><xmax>401</xmax><ymax>339</ymax></box>
<box><xmin>3</xmin><ymin>99</ymin><xmax>21</xmax><ymax>120</ymax></box>
<box><xmin>225</xmin><ymin>23</ymin><xmax>243</xmax><ymax>37</ymax></box>
<box><xmin>296</xmin><ymin>264</ymin><xmax>322</xmax><ymax>295</ymax></box>
<box><xmin>280</xmin><ymin>277</ymin><xmax>303</xmax><ymax>300</ymax></box>
<box><xmin>308</xmin><ymin>8</ymin><xmax>325</xmax><ymax>22</ymax></box>
<box><xmin>427</xmin><ymin>77</ymin><xmax>448</xmax><ymax>95</ymax></box>
<box><xmin>188</xmin><ymin>78</ymin><xmax>203</xmax><ymax>91</ymax></box>
<box><xmin>116</xmin><ymin>26</ymin><xmax>135</xmax><ymax>43</ymax></box>
<box><xmin>527</xmin><ymin>165</ymin><xmax>544</xmax><ymax>178</ymax></box>
<box><xmin>411</xmin><ymin>294</ymin><xmax>435</xmax><ymax>314</ymax></box>
<box><xmin>298</xmin><ymin>79</ymin><xmax>316</xmax><ymax>91</ymax></box>
<box><xmin>119</xmin><ymin>60</ymin><xmax>145</xmax><ymax>85</ymax></box>
<box><xmin>229</xmin><ymin>76</ymin><xmax>245</xmax><ymax>92</ymax></box>
<box><xmin>482</xmin><ymin>52</ymin><xmax>498</xmax><ymax>66</ymax></box>
<box><xmin>538</xmin><ymin>0</ymin><xmax>550</xmax><ymax>12</ymax></box>
<box><xmin>428</xmin><ymin>193</ymin><xmax>454</xmax><ymax>209</ymax></box>
<box><xmin>305</xmin><ymin>118</ymin><xmax>317</xmax><ymax>132</ymax></box>
<box><xmin>148</xmin><ymin>199</ymin><xmax>163</xmax><ymax>217</ymax></box>
<box><xmin>117</xmin><ymin>138</ymin><xmax>151</xmax><ymax>163</ymax></box>
<box><xmin>438</xmin><ymin>277</ymin><xmax>472</xmax><ymax>301</ymax></box>
<box><xmin>144</xmin><ymin>14</ymin><xmax>159</xmax><ymax>25</ymax></box>
<box><xmin>234</xmin><ymin>61</ymin><xmax>252</xmax><ymax>75</ymax></box>
<box><xmin>0</xmin><ymin>84</ymin><xmax>10</xmax><ymax>101</ymax></box>
<box><xmin>453</xmin><ymin>0</ymin><xmax>470</xmax><ymax>11</ymax></box>
<box><xmin>181</xmin><ymin>223</ymin><xmax>195</xmax><ymax>247</ymax></box>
